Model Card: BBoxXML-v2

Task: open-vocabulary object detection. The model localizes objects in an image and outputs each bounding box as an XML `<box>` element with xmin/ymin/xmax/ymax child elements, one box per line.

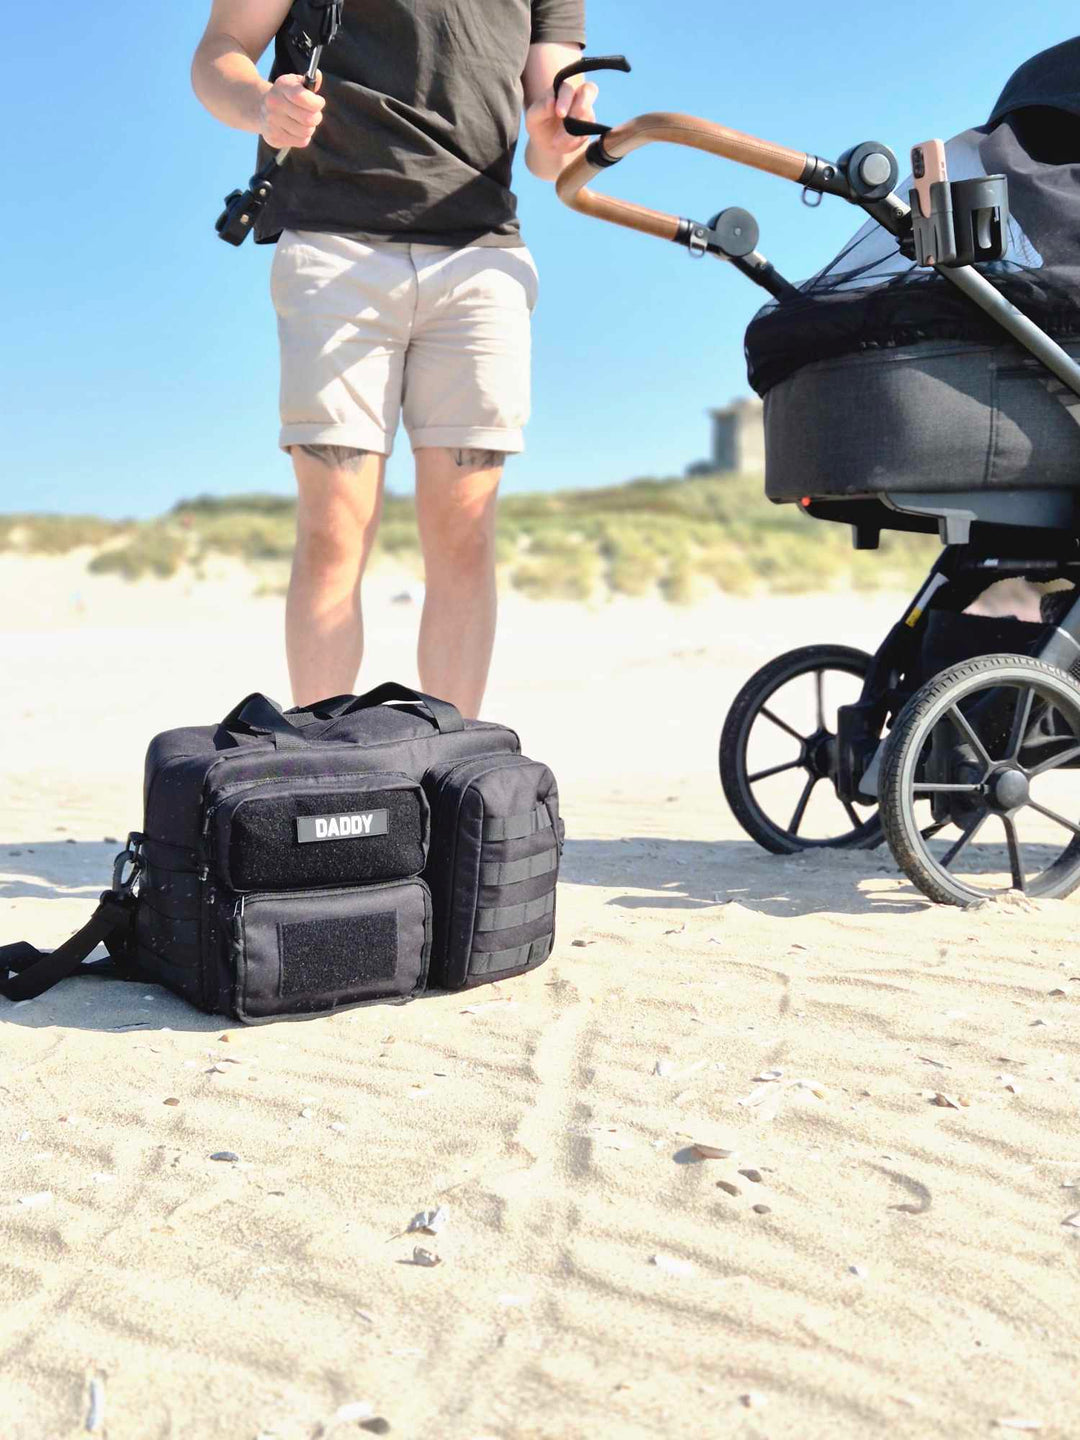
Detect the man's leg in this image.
<box><xmin>414</xmin><ymin>447</ymin><xmax>504</xmax><ymax>719</ymax></box>
<box><xmin>286</xmin><ymin>444</ymin><xmax>386</xmax><ymax>707</ymax></box>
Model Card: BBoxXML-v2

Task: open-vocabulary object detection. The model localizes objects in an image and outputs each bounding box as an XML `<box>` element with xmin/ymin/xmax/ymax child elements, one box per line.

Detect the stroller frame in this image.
<box><xmin>557</xmin><ymin>57</ymin><xmax>1080</xmax><ymax>906</ymax></box>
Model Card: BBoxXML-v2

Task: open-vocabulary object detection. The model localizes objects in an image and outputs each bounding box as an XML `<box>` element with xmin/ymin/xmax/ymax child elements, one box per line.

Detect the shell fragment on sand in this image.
<box><xmin>408</xmin><ymin>1206</ymin><xmax>448</xmax><ymax>1236</ymax></box>
<box><xmin>1062</xmin><ymin>1212</ymin><xmax>1080</xmax><ymax>1229</ymax></box>
<box><xmin>210</xmin><ymin>1151</ymin><xmax>240</xmax><ymax>1163</ymax></box>
<box><xmin>691</xmin><ymin>1142</ymin><xmax>737</xmax><ymax>1160</ymax></box>
<box><xmin>716</xmin><ymin>1180</ymin><xmax>742</xmax><ymax>1198</ymax></box>
<box><xmin>460</xmin><ymin>997</ymin><xmax>517</xmax><ymax>1014</ymax></box>
<box><xmin>332</xmin><ymin>1401</ymin><xmax>375</xmax><ymax>1423</ymax></box>
<box><xmin>411</xmin><ymin>1247</ymin><xmax>442</xmax><ymax>1267</ymax></box>
<box><xmin>18</xmin><ymin>1192</ymin><xmax>53</xmax><ymax>1207</ymax></box>
<box><xmin>930</xmin><ymin>1093</ymin><xmax>968</xmax><ymax>1108</ymax></box>
<box><xmin>85</xmin><ymin>1375</ymin><xmax>105</xmax><ymax>1433</ymax></box>
<box><xmin>650</xmin><ymin>1253</ymin><xmax>695</xmax><ymax>1276</ymax></box>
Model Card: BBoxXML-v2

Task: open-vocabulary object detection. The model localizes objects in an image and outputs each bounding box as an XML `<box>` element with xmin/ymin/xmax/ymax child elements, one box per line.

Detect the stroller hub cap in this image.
<box><xmin>988</xmin><ymin>766</ymin><xmax>1030</xmax><ymax>812</ymax></box>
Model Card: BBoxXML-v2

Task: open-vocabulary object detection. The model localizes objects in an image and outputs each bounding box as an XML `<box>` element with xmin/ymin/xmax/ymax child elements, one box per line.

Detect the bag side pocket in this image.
<box><xmin>424</xmin><ymin>756</ymin><xmax>560</xmax><ymax>991</ymax></box>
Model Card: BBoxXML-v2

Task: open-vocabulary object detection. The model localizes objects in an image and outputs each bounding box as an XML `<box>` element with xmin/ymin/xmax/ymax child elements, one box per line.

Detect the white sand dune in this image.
<box><xmin>2</xmin><ymin>557</ymin><xmax>1078</xmax><ymax>1439</ymax></box>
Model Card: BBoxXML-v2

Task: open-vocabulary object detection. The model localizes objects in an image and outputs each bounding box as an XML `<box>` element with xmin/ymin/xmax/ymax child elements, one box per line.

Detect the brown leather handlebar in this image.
<box><xmin>556</xmin><ymin>111</ymin><xmax>809</xmax><ymax>242</ymax></box>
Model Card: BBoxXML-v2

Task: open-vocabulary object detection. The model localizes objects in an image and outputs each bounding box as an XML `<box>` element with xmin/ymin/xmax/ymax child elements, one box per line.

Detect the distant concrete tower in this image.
<box><xmin>709</xmin><ymin>397</ymin><xmax>766</xmax><ymax>474</ymax></box>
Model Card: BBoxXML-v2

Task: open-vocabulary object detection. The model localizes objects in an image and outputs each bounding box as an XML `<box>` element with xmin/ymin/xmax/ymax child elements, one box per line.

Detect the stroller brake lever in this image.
<box><xmin>552</xmin><ymin>54</ymin><xmax>631</xmax><ymax>139</ymax></box>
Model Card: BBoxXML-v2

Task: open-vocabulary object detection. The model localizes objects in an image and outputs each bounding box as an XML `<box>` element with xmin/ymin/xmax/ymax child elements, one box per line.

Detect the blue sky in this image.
<box><xmin>3</xmin><ymin>2</ymin><xmax>1077</xmax><ymax>516</ymax></box>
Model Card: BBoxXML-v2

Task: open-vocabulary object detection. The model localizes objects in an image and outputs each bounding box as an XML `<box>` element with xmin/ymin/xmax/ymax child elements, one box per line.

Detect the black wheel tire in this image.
<box><xmin>880</xmin><ymin>653</ymin><xmax>1080</xmax><ymax>907</ymax></box>
<box><xmin>720</xmin><ymin>643</ymin><xmax>884</xmax><ymax>855</ymax></box>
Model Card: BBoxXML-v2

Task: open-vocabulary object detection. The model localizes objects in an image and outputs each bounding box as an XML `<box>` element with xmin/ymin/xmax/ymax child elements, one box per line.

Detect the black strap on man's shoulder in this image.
<box><xmin>0</xmin><ymin>892</ymin><xmax>140</xmax><ymax>1003</ymax></box>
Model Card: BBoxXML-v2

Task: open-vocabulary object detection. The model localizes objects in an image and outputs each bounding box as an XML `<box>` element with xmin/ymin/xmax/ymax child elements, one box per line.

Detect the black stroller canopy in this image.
<box><xmin>989</xmin><ymin>36</ymin><xmax>1080</xmax><ymax>124</ymax></box>
<box><xmin>744</xmin><ymin>37</ymin><xmax>1080</xmax><ymax>398</ymax></box>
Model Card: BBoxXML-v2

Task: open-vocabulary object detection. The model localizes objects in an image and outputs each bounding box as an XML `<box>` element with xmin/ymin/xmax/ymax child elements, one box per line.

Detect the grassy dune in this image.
<box><xmin>0</xmin><ymin>474</ymin><xmax>937</xmax><ymax>600</ymax></box>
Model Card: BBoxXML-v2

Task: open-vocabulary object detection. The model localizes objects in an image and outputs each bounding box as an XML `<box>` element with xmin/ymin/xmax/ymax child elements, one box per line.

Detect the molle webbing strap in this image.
<box><xmin>479</xmin><ymin>849</ymin><xmax>558</xmax><ymax>886</ymax></box>
<box><xmin>482</xmin><ymin>808</ymin><xmax>552</xmax><ymax>842</ymax></box>
<box><xmin>469</xmin><ymin>934</ymin><xmax>554</xmax><ymax>976</ymax></box>
<box><xmin>474</xmin><ymin>892</ymin><xmax>555</xmax><ymax>933</ymax></box>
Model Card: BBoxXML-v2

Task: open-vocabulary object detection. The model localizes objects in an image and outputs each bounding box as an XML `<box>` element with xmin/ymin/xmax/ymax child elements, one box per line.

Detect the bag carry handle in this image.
<box><xmin>221</xmin><ymin>684</ymin><xmax>465</xmax><ymax>744</ymax></box>
<box><xmin>322</xmin><ymin>683</ymin><xmax>465</xmax><ymax>735</ymax></box>
<box><xmin>220</xmin><ymin>692</ymin><xmax>310</xmax><ymax>748</ymax></box>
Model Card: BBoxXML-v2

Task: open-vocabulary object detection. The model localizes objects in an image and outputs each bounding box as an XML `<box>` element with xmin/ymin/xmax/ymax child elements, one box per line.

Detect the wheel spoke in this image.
<box><xmin>1027</xmin><ymin>742</ymin><xmax>1080</xmax><ymax>777</ymax></box>
<box><xmin>1001</xmin><ymin>815</ymin><xmax>1027</xmax><ymax>892</ymax></box>
<box><xmin>1026</xmin><ymin>800</ymin><xmax>1080</xmax><ymax>838</ymax></box>
<box><xmin>939</xmin><ymin>812</ymin><xmax>987</xmax><ymax>870</ymax></box>
<box><xmin>789</xmin><ymin>776</ymin><xmax>817</xmax><ymax>836</ymax></box>
<box><xmin>815</xmin><ymin>670</ymin><xmax>826</xmax><ymax>730</ymax></box>
<box><xmin>760</xmin><ymin>706</ymin><xmax>807</xmax><ymax>745</ymax></box>
<box><xmin>912</xmin><ymin>782</ymin><xmax>982</xmax><ymax>793</ymax></box>
<box><xmin>841</xmin><ymin>798</ymin><xmax>863</xmax><ymax>830</ymax></box>
<box><xmin>1006</xmin><ymin>686</ymin><xmax>1036</xmax><ymax>762</ymax></box>
<box><xmin>945</xmin><ymin>704</ymin><xmax>992</xmax><ymax>769</ymax></box>
<box><xmin>747</xmin><ymin>759</ymin><xmax>804</xmax><ymax>785</ymax></box>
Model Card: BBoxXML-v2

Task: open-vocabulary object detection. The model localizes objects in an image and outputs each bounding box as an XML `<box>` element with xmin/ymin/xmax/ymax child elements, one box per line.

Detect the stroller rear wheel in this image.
<box><xmin>720</xmin><ymin>644</ymin><xmax>883</xmax><ymax>854</ymax></box>
<box><xmin>880</xmin><ymin>654</ymin><xmax>1080</xmax><ymax>906</ymax></box>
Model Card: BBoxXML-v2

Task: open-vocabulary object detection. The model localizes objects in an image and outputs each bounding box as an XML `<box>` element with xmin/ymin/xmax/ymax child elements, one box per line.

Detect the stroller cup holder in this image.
<box><xmin>908</xmin><ymin>175</ymin><xmax>1010</xmax><ymax>267</ymax></box>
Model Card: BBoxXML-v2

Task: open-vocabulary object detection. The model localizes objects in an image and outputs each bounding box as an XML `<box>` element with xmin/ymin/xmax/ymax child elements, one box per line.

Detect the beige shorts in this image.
<box><xmin>270</xmin><ymin>231</ymin><xmax>538</xmax><ymax>456</ymax></box>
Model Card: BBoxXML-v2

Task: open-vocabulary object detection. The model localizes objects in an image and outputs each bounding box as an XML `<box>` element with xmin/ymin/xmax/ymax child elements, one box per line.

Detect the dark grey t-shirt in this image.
<box><xmin>254</xmin><ymin>0</ymin><xmax>586</xmax><ymax>247</ymax></box>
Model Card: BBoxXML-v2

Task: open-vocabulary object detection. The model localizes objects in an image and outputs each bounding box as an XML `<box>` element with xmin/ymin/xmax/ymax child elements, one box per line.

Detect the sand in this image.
<box><xmin>2</xmin><ymin>555</ymin><xmax>1079</xmax><ymax>1440</ymax></box>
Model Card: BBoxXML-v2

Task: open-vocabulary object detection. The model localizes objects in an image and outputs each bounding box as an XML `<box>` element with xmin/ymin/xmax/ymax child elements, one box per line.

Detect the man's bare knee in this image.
<box><xmin>294</xmin><ymin>443</ymin><xmax>373</xmax><ymax>473</ymax></box>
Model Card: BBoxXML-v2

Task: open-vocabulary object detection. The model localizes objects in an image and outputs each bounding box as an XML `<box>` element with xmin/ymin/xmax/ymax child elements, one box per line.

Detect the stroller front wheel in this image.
<box><xmin>880</xmin><ymin>653</ymin><xmax>1080</xmax><ymax>906</ymax></box>
<box><xmin>720</xmin><ymin>644</ymin><xmax>883</xmax><ymax>854</ymax></box>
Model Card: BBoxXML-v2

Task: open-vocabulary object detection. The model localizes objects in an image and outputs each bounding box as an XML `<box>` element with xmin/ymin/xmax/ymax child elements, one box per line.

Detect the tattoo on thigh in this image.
<box><xmin>295</xmin><ymin>443</ymin><xmax>372</xmax><ymax>472</ymax></box>
<box><xmin>452</xmin><ymin>448</ymin><xmax>505</xmax><ymax>471</ymax></box>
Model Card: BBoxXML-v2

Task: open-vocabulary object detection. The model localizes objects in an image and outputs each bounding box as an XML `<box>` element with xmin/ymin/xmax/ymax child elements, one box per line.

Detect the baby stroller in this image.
<box><xmin>557</xmin><ymin>41</ymin><xmax>1080</xmax><ymax>906</ymax></box>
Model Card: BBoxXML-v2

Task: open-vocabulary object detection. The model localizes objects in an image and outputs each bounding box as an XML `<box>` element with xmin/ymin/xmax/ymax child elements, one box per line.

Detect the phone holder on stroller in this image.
<box><xmin>215</xmin><ymin>0</ymin><xmax>344</xmax><ymax>247</ymax></box>
<box><xmin>908</xmin><ymin>175</ymin><xmax>1010</xmax><ymax>268</ymax></box>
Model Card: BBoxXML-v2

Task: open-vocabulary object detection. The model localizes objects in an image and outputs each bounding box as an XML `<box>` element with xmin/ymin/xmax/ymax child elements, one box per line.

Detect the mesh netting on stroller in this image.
<box><xmin>746</xmin><ymin>40</ymin><xmax>1080</xmax><ymax>501</ymax></box>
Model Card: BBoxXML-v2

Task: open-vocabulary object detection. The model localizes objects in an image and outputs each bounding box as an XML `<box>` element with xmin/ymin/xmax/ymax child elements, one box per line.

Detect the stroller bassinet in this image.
<box><xmin>746</xmin><ymin>39</ymin><xmax>1080</xmax><ymax>508</ymax></box>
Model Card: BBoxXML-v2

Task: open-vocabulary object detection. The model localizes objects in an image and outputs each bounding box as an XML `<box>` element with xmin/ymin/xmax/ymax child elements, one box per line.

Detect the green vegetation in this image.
<box><xmin>0</xmin><ymin>472</ymin><xmax>938</xmax><ymax>599</ymax></box>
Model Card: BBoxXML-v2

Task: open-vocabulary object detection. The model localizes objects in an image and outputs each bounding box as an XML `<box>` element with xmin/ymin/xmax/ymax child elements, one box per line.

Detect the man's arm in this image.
<box><xmin>191</xmin><ymin>0</ymin><xmax>325</xmax><ymax>148</ymax></box>
<box><xmin>522</xmin><ymin>43</ymin><xmax>599</xmax><ymax>183</ymax></box>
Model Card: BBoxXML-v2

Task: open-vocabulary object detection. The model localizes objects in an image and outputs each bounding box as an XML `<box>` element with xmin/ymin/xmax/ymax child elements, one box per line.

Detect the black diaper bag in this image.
<box><xmin>0</xmin><ymin>685</ymin><xmax>563</xmax><ymax>1023</ymax></box>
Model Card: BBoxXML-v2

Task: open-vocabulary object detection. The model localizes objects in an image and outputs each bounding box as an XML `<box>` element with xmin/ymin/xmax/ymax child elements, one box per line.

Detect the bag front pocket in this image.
<box><xmin>208</xmin><ymin>773</ymin><xmax>429</xmax><ymax>891</ymax></box>
<box><xmin>423</xmin><ymin>755</ymin><xmax>561</xmax><ymax>990</ymax></box>
<box><xmin>222</xmin><ymin>879</ymin><xmax>432</xmax><ymax>1022</ymax></box>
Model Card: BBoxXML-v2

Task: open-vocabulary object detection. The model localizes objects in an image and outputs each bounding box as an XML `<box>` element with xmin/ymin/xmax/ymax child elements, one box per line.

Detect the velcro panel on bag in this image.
<box><xmin>279</xmin><ymin>912</ymin><xmax>398</xmax><ymax>998</ymax></box>
<box><xmin>221</xmin><ymin>784</ymin><xmax>427</xmax><ymax>890</ymax></box>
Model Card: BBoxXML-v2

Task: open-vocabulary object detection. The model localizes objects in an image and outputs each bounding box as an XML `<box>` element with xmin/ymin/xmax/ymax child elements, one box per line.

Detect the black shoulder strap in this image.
<box><xmin>0</xmin><ymin>892</ymin><xmax>139</xmax><ymax>1002</ymax></box>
